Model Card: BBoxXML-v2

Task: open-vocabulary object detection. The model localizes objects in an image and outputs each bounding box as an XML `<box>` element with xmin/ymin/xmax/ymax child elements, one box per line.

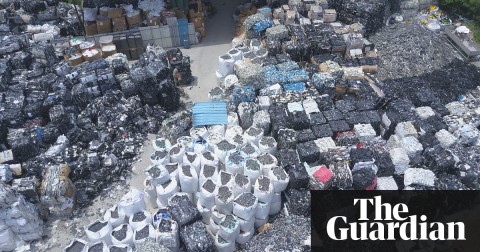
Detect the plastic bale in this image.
<box><xmin>352</xmin><ymin>168</ymin><xmax>377</xmax><ymax>190</ymax></box>
<box><xmin>296</xmin><ymin>141</ymin><xmax>320</xmax><ymax>164</ymax></box>
<box><xmin>285</xmin><ymin>189</ymin><xmax>310</xmax><ymax>216</ymax></box>
<box><xmin>277</xmin><ymin>129</ymin><xmax>297</xmax><ymax>150</ymax></box>
<box><xmin>404</xmin><ymin>168</ymin><xmax>436</xmax><ymax>188</ymax></box>
<box><xmin>277</xmin><ymin>148</ymin><xmax>300</xmax><ymax>167</ymax></box>
<box><xmin>309</xmin><ymin>165</ymin><xmax>334</xmax><ymax>190</ymax></box>
<box><xmin>168</xmin><ymin>196</ymin><xmax>202</xmax><ymax>228</ymax></box>
<box><xmin>180</xmin><ymin>221</ymin><xmax>216</xmax><ymax>252</ymax></box>
<box><xmin>309</xmin><ymin>112</ymin><xmax>327</xmax><ymax>126</ymax></box>
<box><xmin>330</xmin><ymin>161</ymin><xmax>353</xmax><ymax>189</ymax></box>
<box><xmin>423</xmin><ymin>145</ymin><xmax>455</xmax><ymax>174</ymax></box>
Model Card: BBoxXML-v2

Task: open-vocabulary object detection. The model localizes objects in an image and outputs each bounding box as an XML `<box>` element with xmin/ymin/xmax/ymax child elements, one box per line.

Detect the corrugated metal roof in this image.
<box><xmin>192</xmin><ymin>102</ymin><xmax>228</xmax><ymax>127</ymax></box>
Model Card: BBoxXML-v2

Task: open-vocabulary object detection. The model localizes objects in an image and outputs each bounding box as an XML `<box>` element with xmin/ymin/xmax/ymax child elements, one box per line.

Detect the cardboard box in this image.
<box><xmin>127</xmin><ymin>11</ymin><xmax>143</xmax><ymax>27</ymax></box>
<box><xmin>323</xmin><ymin>9</ymin><xmax>337</xmax><ymax>23</ymax></box>
<box><xmin>96</xmin><ymin>16</ymin><xmax>112</xmax><ymax>34</ymax></box>
<box><xmin>147</xmin><ymin>16</ymin><xmax>162</xmax><ymax>26</ymax></box>
<box><xmin>108</xmin><ymin>8</ymin><xmax>123</xmax><ymax>19</ymax></box>
<box><xmin>112</xmin><ymin>16</ymin><xmax>127</xmax><ymax>31</ymax></box>
<box><xmin>84</xmin><ymin>22</ymin><xmax>97</xmax><ymax>36</ymax></box>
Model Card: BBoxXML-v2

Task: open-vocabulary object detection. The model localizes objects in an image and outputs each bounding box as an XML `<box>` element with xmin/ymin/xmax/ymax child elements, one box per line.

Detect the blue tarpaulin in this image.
<box><xmin>192</xmin><ymin>102</ymin><xmax>228</xmax><ymax>127</ymax></box>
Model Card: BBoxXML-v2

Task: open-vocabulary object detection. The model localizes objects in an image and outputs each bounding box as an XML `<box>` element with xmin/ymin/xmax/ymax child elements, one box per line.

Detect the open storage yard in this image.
<box><xmin>0</xmin><ymin>0</ymin><xmax>480</xmax><ymax>251</ymax></box>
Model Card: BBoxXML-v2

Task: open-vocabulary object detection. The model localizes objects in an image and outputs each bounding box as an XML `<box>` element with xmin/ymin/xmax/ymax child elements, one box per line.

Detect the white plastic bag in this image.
<box><xmin>200</xmin><ymin>151</ymin><xmax>219</xmax><ymax>169</ymax></box>
<box><xmin>168</xmin><ymin>144</ymin><xmax>185</xmax><ymax>163</ymax></box>
<box><xmin>268</xmin><ymin>167</ymin><xmax>290</xmax><ymax>193</ymax></box>
<box><xmin>253</xmin><ymin>176</ymin><xmax>274</xmax><ymax>203</ymax></box>
<box><xmin>155</xmin><ymin>218</ymin><xmax>179</xmax><ymax>251</ymax></box>
<box><xmin>208</xmin><ymin>125</ymin><xmax>226</xmax><ymax>136</ymax></box>
<box><xmin>110</xmin><ymin>224</ymin><xmax>134</xmax><ymax>247</ymax></box>
<box><xmin>233</xmin><ymin>174</ymin><xmax>251</xmax><ymax>197</ymax></box>
<box><xmin>85</xmin><ymin>220</ymin><xmax>113</xmax><ymax>244</ymax></box>
<box><xmin>128</xmin><ymin>211</ymin><xmax>152</xmax><ymax>231</ymax></box>
<box><xmin>244</xmin><ymin>158</ymin><xmax>263</xmax><ymax>185</ymax></box>
<box><xmin>257</xmin><ymin>153</ymin><xmax>278</xmax><ymax>175</ymax></box>
<box><xmin>218</xmin><ymin>55</ymin><xmax>235</xmax><ymax>76</ymax></box>
<box><xmin>258</xmin><ymin>136</ymin><xmax>278</xmax><ymax>155</ymax></box>
<box><xmin>254</xmin><ymin>216</ymin><xmax>269</xmax><ymax>228</ymax></box>
<box><xmin>229</xmin><ymin>134</ymin><xmax>247</xmax><ymax>148</ymax></box>
<box><xmin>179</xmin><ymin>164</ymin><xmax>199</xmax><ymax>193</ymax></box>
<box><xmin>224</xmin><ymin>75</ymin><xmax>239</xmax><ymax>90</ymax></box>
<box><xmin>118</xmin><ymin>189</ymin><xmax>146</xmax><ymax>217</ymax></box>
<box><xmin>207</xmin><ymin>133</ymin><xmax>224</xmax><ymax>152</ymax></box>
<box><xmin>164</xmin><ymin>163</ymin><xmax>180</xmax><ymax>182</ymax></box>
<box><xmin>190</xmin><ymin>126</ymin><xmax>209</xmax><ymax>142</ymax></box>
<box><xmin>236</xmin><ymin>227</ymin><xmax>254</xmax><ymax>245</ymax></box>
<box><xmin>215</xmin><ymin>232</ymin><xmax>236</xmax><ymax>252</ymax></box>
<box><xmin>237</xmin><ymin>215</ymin><xmax>255</xmax><ymax>232</ymax></box>
<box><xmin>145</xmin><ymin>165</ymin><xmax>170</xmax><ymax>186</ymax></box>
<box><xmin>153</xmin><ymin>138</ymin><xmax>171</xmax><ymax>152</ymax></box>
<box><xmin>239</xmin><ymin>143</ymin><xmax>260</xmax><ymax>159</ymax></box>
<box><xmin>218</xmin><ymin>215</ymin><xmax>240</xmax><ymax>242</ymax></box>
<box><xmin>243</xmin><ymin>127</ymin><xmax>264</xmax><ymax>145</ymax></box>
<box><xmin>228</xmin><ymin>112</ymin><xmax>239</xmax><ymax>126</ymax></box>
<box><xmin>197</xmin><ymin>200</ymin><xmax>212</xmax><ymax>224</ymax></box>
<box><xmin>183</xmin><ymin>152</ymin><xmax>202</xmax><ymax>174</ymax></box>
<box><xmin>103</xmin><ymin>205</ymin><xmax>126</xmax><ymax>229</ymax></box>
<box><xmin>87</xmin><ymin>241</ymin><xmax>108</xmax><ymax>252</ymax></box>
<box><xmin>233</xmin><ymin>193</ymin><xmax>258</xmax><ymax>220</ymax></box>
<box><xmin>156</xmin><ymin>179</ymin><xmax>179</xmax><ymax>207</ymax></box>
<box><xmin>214</xmin><ymin>140</ymin><xmax>237</xmax><ymax>163</ymax></box>
<box><xmin>225</xmin><ymin>153</ymin><xmax>245</xmax><ymax>175</ymax></box>
<box><xmin>225</xmin><ymin>126</ymin><xmax>243</xmax><ymax>141</ymax></box>
<box><xmin>133</xmin><ymin>223</ymin><xmax>156</xmax><ymax>246</ymax></box>
<box><xmin>215</xmin><ymin>185</ymin><xmax>234</xmax><ymax>214</ymax></box>
<box><xmin>255</xmin><ymin>201</ymin><xmax>270</xmax><ymax>219</ymax></box>
<box><xmin>199</xmin><ymin>163</ymin><xmax>219</xmax><ymax>187</ymax></box>
<box><xmin>198</xmin><ymin>179</ymin><xmax>218</xmax><ymax>209</ymax></box>
<box><xmin>149</xmin><ymin>150</ymin><xmax>169</xmax><ymax>165</ymax></box>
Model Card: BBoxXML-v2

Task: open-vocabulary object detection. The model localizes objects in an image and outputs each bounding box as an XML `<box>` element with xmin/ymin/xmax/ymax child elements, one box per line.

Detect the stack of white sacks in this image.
<box><xmin>145</xmin><ymin>117</ymin><xmax>288</xmax><ymax>251</ymax></box>
<box><xmin>0</xmin><ymin>184</ymin><xmax>43</xmax><ymax>252</ymax></box>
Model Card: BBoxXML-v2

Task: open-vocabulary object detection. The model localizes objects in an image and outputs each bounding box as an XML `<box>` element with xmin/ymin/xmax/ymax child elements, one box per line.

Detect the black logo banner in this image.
<box><xmin>312</xmin><ymin>191</ymin><xmax>480</xmax><ymax>252</ymax></box>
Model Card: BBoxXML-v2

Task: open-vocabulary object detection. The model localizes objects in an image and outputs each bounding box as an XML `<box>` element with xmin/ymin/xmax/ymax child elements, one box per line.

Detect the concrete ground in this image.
<box><xmin>32</xmin><ymin>1</ymin><xmax>244</xmax><ymax>251</ymax></box>
<box><xmin>180</xmin><ymin>0</ymin><xmax>244</xmax><ymax>102</ymax></box>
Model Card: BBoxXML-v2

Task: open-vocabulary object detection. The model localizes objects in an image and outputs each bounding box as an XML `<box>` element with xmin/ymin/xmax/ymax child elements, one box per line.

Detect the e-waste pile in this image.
<box><xmin>1</xmin><ymin>0</ymin><xmax>480</xmax><ymax>252</ymax></box>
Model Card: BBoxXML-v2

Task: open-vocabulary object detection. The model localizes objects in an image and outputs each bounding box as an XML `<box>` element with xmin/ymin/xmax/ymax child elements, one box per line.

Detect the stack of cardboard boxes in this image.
<box><xmin>84</xmin><ymin>8</ymin><xmax>145</xmax><ymax>36</ymax></box>
<box><xmin>189</xmin><ymin>0</ymin><xmax>206</xmax><ymax>39</ymax></box>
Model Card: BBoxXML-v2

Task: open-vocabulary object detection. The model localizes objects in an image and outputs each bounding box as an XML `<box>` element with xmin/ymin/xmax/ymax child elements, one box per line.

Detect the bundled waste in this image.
<box><xmin>0</xmin><ymin>39</ymin><xmax>187</xmax><ymax>228</ymax></box>
<box><xmin>0</xmin><ymin>1</ymin><xmax>84</xmax><ymax>38</ymax></box>
<box><xmin>329</xmin><ymin>0</ymin><xmax>388</xmax><ymax>36</ymax></box>
<box><xmin>0</xmin><ymin>183</ymin><xmax>43</xmax><ymax>251</ymax></box>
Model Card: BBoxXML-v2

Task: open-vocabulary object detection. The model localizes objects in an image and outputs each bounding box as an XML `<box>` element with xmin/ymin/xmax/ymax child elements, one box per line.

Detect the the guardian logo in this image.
<box><xmin>327</xmin><ymin>196</ymin><xmax>466</xmax><ymax>241</ymax></box>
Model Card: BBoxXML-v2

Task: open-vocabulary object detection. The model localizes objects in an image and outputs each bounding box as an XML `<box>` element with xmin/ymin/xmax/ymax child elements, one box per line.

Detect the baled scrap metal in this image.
<box><xmin>237</xmin><ymin>63</ymin><xmax>264</xmax><ymax>85</ymax></box>
<box><xmin>266</xmin><ymin>24</ymin><xmax>289</xmax><ymax>41</ymax></box>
